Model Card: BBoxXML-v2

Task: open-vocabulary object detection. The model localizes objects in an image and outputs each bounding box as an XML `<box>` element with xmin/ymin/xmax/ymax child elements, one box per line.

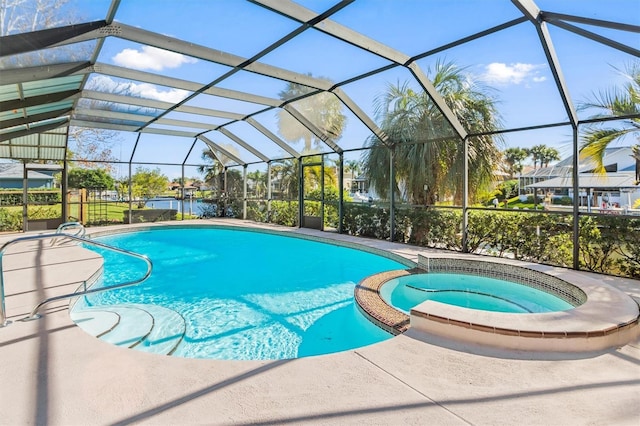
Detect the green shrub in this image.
<box><xmin>0</xmin><ymin>190</ymin><xmax>61</xmax><ymax>205</ymax></box>
<box><xmin>269</xmin><ymin>201</ymin><xmax>299</xmax><ymax>227</ymax></box>
<box><xmin>398</xmin><ymin>208</ymin><xmax>462</xmax><ymax>250</ymax></box>
<box><xmin>340</xmin><ymin>204</ymin><xmax>638</xmax><ymax>278</ymax></box>
<box><xmin>0</xmin><ymin>208</ymin><xmax>22</xmax><ymax>231</ymax></box>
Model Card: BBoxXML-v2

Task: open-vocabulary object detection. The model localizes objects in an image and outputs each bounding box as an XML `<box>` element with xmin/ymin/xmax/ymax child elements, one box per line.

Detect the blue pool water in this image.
<box><xmin>380</xmin><ymin>273</ymin><xmax>574</xmax><ymax>314</ymax></box>
<box><xmin>74</xmin><ymin>227</ymin><xmax>407</xmax><ymax>360</ymax></box>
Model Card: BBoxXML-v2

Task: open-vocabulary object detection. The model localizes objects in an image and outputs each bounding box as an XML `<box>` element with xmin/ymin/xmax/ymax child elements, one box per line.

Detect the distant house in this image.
<box><xmin>523</xmin><ymin>147</ymin><xmax>639</xmax><ymax>211</ymax></box>
<box><xmin>169</xmin><ymin>181</ymin><xmax>198</xmax><ymax>198</ymax></box>
<box><xmin>0</xmin><ymin>163</ymin><xmax>58</xmax><ymax>189</ymax></box>
<box><xmin>343</xmin><ymin>174</ymin><xmax>378</xmax><ymax>202</ymax></box>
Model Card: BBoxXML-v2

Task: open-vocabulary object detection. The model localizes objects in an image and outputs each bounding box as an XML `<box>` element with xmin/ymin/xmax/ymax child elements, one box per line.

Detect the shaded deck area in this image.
<box><xmin>0</xmin><ymin>220</ymin><xmax>638</xmax><ymax>425</ymax></box>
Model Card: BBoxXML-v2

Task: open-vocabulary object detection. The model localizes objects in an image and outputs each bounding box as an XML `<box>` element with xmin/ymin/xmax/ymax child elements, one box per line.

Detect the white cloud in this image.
<box><xmin>127</xmin><ymin>82</ymin><xmax>190</xmax><ymax>103</ymax></box>
<box><xmin>482</xmin><ymin>62</ymin><xmax>546</xmax><ymax>86</ymax></box>
<box><xmin>112</xmin><ymin>45</ymin><xmax>197</xmax><ymax>71</ymax></box>
<box><xmin>87</xmin><ymin>75</ymin><xmax>190</xmax><ymax>103</ymax></box>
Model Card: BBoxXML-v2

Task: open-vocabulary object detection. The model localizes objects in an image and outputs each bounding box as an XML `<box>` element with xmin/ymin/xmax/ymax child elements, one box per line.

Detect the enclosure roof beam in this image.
<box><xmin>70</xmin><ymin>119</ymin><xmax>138</xmax><ymax>132</ymax></box>
<box><xmin>544</xmin><ymin>19</ymin><xmax>640</xmax><ymax>57</ymax></box>
<box><xmin>406</xmin><ymin>63</ymin><xmax>468</xmax><ymax>140</ymax></box>
<box><xmin>1</xmin><ymin>89</ymin><xmax>81</xmax><ymax>112</ymax></box>
<box><xmin>0</xmin><ymin>62</ymin><xmax>91</xmax><ymax>85</ymax></box>
<box><xmin>81</xmin><ymin>90</ymin><xmax>245</xmax><ymax>121</ymax></box>
<box><xmin>115</xmin><ymin>23</ymin><xmax>333</xmax><ymax>90</ymax></box>
<box><xmin>2</xmin><ymin>108</ymin><xmax>72</xmax><ymax>129</ymax></box>
<box><xmin>198</xmin><ymin>135</ymin><xmax>246</xmax><ymax>166</ymax></box>
<box><xmin>282</xmin><ymin>105</ymin><xmax>343</xmax><ymax>154</ymax></box>
<box><xmin>541</xmin><ymin>12</ymin><xmax>640</xmax><ymax>33</ymax></box>
<box><xmin>331</xmin><ymin>87</ymin><xmax>389</xmax><ymax>146</ymax></box>
<box><xmin>251</xmin><ymin>0</ymin><xmax>409</xmax><ymax>65</ymax></box>
<box><xmin>87</xmin><ymin>63</ymin><xmax>282</xmax><ymax>107</ymax></box>
<box><xmin>51</xmin><ymin>22</ymin><xmax>333</xmax><ymax>92</ymax></box>
<box><xmin>75</xmin><ymin>108</ymin><xmax>223</xmax><ymax>133</ymax></box>
<box><xmin>0</xmin><ymin>20</ymin><xmax>108</xmax><ymax>57</ymax></box>
<box><xmin>512</xmin><ymin>0</ymin><xmax>578</xmax><ymax>126</ymax></box>
<box><xmin>0</xmin><ymin>118</ymin><xmax>68</xmax><ymax>142</ymax></box>
<box><xmin>70</xmin><ymin>119</ymin><xmax>199</xmax><ymax>138</ymax></box>
<box><xmin>73</xmin><ymin>108</ymin><xmax>153</xmax><ymax>125</ymax></box>
<box><xmin>245</xmin><ymin>117</ymin><xmax>300</xmax><ymax>158</ymax></box>
<box><xmin>216</xmin><ymin>128</ymin><xmax>271</xmax><ymax>163</ymax></box>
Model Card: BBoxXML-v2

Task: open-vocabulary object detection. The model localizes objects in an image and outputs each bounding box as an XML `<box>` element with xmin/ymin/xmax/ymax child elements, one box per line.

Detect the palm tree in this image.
<box><xmin>197</xmin><ymin>149</ymin><xmax>224</xmax><ymax>191</ymax></box>
<box><xmin>197</xmin><ymin>144</ymin><xmax>241</xmax><ymax>193</ymax></box>
<box><xmin>344</xmin><ymin>160</ymin><xmax>361</xmax><ymax>192</ymax></box>
<box><xmin>503</xmin><ymin>147</ymin><xmax>529</xmax><ymax>179</ymax></box>
<box><xmin>271</xmin><ymin>159</ymin><xmax>298</xmax><ymax>200</ymax></box>
<box><xmin>540</xmin><ymin>146</ymin><xmax>561</xmax><ymax>168</ymax></box>
<box><xmin>579</xmin><ymin>62</ymin><xmax>640</xmax><ymax>174</ymax></box>
<box><xmin>247</xmin><ymin>170</ymin><xmax>267</xmax><ymax>198</ymax></box>
<box><xmin>362</xmin><ymin>59</ymin><xmax>502</xmax><ymax>204</ymax></box>
<box><xmin>528</xmin><ymin>144</ymin><xmax>547</xmax><ymax>170</ymax></box>
<box><xmin>277</xmin><ymin>75</ymin><xmax>347</xmax><ymax>153</ymax></box>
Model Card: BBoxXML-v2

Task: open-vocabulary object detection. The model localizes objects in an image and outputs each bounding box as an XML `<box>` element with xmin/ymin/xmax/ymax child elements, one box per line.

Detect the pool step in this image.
<box><xmin>72</xmin><ymin>305</ymin><xmax>153</xmax><ymax>348</ymax></box>
<box><xmin>70</xmin><ymin>304</ymin><xmax>185</xmax><ymax>355</ymax></box>
<box><xmin>100</xmin><ymin>305</ymin><xmax>154</xmax><ymax>348</ymax></box>
<box><xmin>70</xmin><ymin>309</ymin><xmax>120</xmax><ymax>337</ymax></box>
<box><xmin>129</xmin><ymin>304</ymin><xmax>186</xmax><ymax>355</ymax></box>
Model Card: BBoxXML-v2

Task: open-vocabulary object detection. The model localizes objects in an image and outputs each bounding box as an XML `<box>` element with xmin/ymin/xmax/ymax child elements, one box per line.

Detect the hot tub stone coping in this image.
<box><xmin>354</xmin><ymin>257</ymin><xmax>640</xmax><ymax>344</ymax></box>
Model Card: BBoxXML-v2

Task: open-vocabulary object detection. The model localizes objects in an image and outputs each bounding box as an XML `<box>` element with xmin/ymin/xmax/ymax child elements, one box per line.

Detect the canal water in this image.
<box><xmin>146</xmin><ymin>197</ymin><xmax>206</xmax><ymax>216</ymax></box>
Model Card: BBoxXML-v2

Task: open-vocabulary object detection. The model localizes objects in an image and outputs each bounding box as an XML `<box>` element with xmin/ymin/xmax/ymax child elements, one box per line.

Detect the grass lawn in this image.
<box><xmin>1</xmin><ymin>201</ymin><xmax>198</xmax><ymax>231</ymax></box>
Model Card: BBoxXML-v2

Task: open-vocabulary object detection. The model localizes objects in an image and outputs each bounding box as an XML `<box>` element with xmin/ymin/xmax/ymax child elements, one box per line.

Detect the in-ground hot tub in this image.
<box><xmin>355</xmin><ymin>255</ymin><xmax>640</xmax><ymax>353</ymax></box>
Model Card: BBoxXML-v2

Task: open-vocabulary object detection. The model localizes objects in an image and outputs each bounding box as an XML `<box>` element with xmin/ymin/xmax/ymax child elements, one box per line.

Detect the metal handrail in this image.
<box><xmin>51</xmin><ymin>221</ymin><xmax>86</xmax><ymax>245</ymax></box>
<box><xmin>0</xmin><ymin>232</ymin><xmax>153</xmax><ymax>327</ymax></box>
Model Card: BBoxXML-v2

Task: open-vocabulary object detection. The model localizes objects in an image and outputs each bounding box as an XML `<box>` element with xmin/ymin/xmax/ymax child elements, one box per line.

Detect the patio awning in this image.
<box><xmin>526</xmin><ymin>173</ymin><xmax>639</xmax><ymax>190</ymax></box>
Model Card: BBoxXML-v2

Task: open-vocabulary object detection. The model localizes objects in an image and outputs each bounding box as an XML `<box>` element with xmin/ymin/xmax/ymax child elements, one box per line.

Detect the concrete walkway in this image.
<box><xmin>0</xmin><ymin>220</ymin><xmax>638</xmax><ymax>425</ymax></box>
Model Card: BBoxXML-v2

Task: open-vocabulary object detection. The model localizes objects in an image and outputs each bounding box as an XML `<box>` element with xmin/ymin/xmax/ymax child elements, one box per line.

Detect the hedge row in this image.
<box><xmin>0</xmin><ymin>206</ymin><xmax>60</xmax><ymax>232</ymax></box>
<box><xmin>342</xmin><ymin>204</ymin><xmax>640</xmax><ymax>278</ymax></box>
<box><xmin>0</xmin><ymin>191</ymin><xmax>61</xmax><ymax>205</ymax></box>
<box><xmin>246</xmin><ymin>200</ymin><xmax>639</xmax><ymax>278</ymax></box>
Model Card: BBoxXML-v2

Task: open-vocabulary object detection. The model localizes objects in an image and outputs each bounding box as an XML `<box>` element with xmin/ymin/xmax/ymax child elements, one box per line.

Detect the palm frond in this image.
<box><xmin>579</xmin><ymin>128</ymin><xmax>632</xmax><ymax>173</ymax></box>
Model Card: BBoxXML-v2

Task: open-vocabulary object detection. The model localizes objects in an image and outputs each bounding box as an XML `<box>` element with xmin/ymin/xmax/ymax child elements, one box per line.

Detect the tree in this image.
<box><xmin>344</xmin><ymin>160</ymin><xmax>362</xmax><ymax>192</ymax></box>
<box><xmin>301</xmin><ymin>156</ymin><xmax>337</xmax><ymax>198</ymax></box>
<box><xmin>579</xmin><ymin>62</ymin><xmax>639</xmax><ymax>174</ymax></box>
<box><xmin>247</xmin><ymin>170</ymin><xmax>267</xmax><ymax>198</ymax></box>
<box><xmin>271</xmin><ymin>159</ymin><xmax>298</xmax><ymax>200</ymax></box>
<box><xmin>277</xmin><ymin>75</ymin><xmax>347</xmax><ymax>153</ymax></box>
<box><xmin>197</xmin><ymin>149</ymin><xmax>224</xmax><ymax>191</ymax></box>
<box><xmin>224</xmin><ymin>169</ymin><xmax>243</xmax><ymax>197</ymax></box>
<box><xmin>129</xmin><ymin>167</ymin><xmax>168</xmax><ymax>208</ymax></box>
<box><xmin>68</xmin><ymin>168</ymin><xmax>114</xmax><ymax>189</ymax></box>
<box><xmin>540</xmin><ymin>146</ymin><xmax>560</xmax><ymax>168</ymax></box>
<box><xmin>197</xmin><ymin>145</ymin><xmax>241</xmax><ymax>193</ymax></box>
<box><xmin>67</xmin><ymin>125</ymin><xmax>120</xmax><ymax>172</ymax></box>
<box><xmin>527</xmin><ymin>144</ymin><xmax>546</xmax><ymax>170</ymax></box>
<box><xmin>362</xmin><ymin>59</ymin><xmax>502</xmax><ymax>205</ymax></box>
<box><xmin>502</xmin><ymin>147</ymin><xmax>529</xmax><ymax>179</ymax></box>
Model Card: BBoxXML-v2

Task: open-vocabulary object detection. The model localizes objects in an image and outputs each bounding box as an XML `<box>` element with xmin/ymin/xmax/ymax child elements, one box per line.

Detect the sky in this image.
<box><xmin>51</xmin><ymin>0</ymin><xmax>640</xmax><ymax>179</ymax></box>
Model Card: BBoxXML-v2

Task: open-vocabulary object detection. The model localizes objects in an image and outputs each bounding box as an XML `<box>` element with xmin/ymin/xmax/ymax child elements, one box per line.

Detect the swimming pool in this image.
<box><xmin>71</xmin><ymin>226</ymin><xmax>410</xmax><ymax>360</ymax></box>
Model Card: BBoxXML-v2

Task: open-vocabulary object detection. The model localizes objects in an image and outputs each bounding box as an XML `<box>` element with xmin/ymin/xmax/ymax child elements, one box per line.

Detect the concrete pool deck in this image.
<box><xmin>0</xmin><ymin>219</ymin><xmax>639</xmax><ymax>425</ymax></box>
